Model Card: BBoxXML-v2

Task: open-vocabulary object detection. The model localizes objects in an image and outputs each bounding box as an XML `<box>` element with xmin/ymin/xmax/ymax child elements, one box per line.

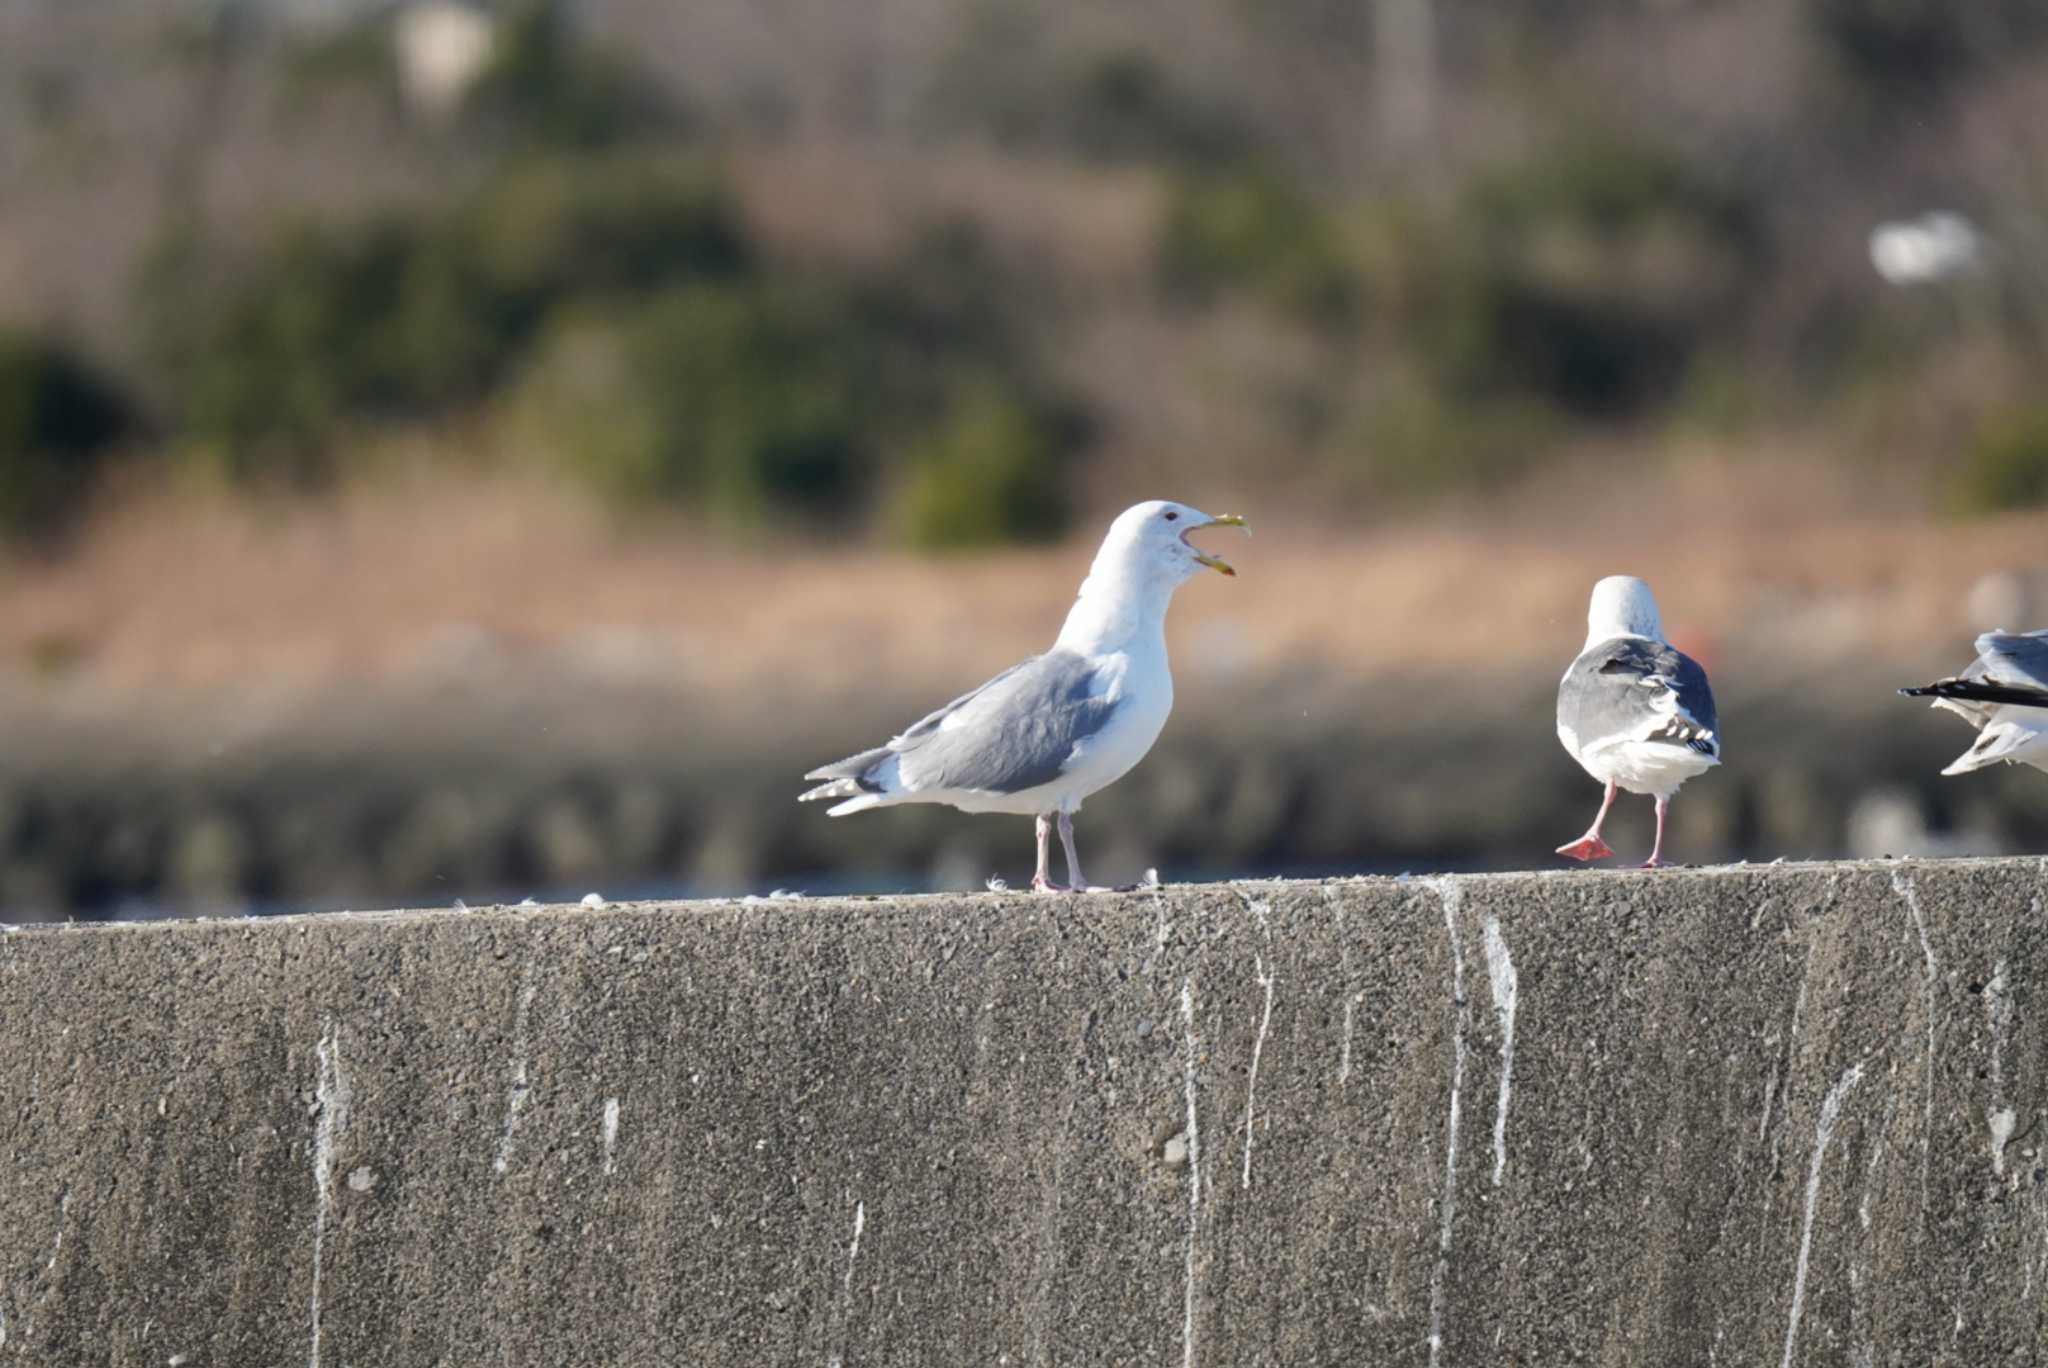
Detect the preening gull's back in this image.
<box><xmin>1901</xmin><ymin>628</ymin><xmax>2048</xmax><ymax>775</ymax></box>
<box><xmin>1554</xmin><ymin>574</ymin><xmax>1720</xmax><ymax>867</ymax></box>
<box><xmin>1558</xmin><ymin>637</ymin><xmax>1720</xmax><ymax>768</ymax></box>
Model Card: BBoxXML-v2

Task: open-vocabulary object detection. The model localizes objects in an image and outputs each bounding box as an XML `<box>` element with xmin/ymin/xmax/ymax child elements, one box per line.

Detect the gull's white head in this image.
<box><xmin>1057</xmin><ymin>500</ymin><xmax>1248</xmax><ymax>652</ymax></box>
<box><xmin>1095</xmin><ymin>500</ymin><xmax>1249</xmax><ymax>588</ymax></box>
<box><xmin>1585</xmin><ymin>575</ymin><xmax>1664</xmax><ymax>647</ymax></box>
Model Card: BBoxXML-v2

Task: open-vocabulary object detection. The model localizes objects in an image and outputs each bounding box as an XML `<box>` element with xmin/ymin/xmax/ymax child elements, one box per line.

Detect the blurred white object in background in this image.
<box><xmin>1868</xmin><ymin>211</ymin><xmax>1983</xmax><ymax>286</ymax></box>
<box><xmin>395</xmin><ymin>1</ymin><xmax>498</xmax><ymax>115</ymax></box>
<box><xmin>1844</xmin><ymin>787</ymin><xmax>2004</xmax><ymax>859</ymax></box>
<box><xmin>1967</xmin><ymin>570</ymin><xmax>2029</xmax><ymax>633</ymax></box>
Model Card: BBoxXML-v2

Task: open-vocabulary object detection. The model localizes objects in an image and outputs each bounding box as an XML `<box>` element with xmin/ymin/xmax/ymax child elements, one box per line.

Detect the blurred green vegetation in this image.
<box><xmin>167</xmin><ymin>153</ymin><xmax>749</xmax><ymax>483</ymax></box>
<box><xmin>511</xmin><ymin>284</ymin><xmax>865</xmax><ymax>521</ymax></box>
<box><xmin>1161</xmin><ymin>172</ymin><xmax>1359</xmax><ymax>322</ymax></box>
<box><xmin>927</xmin><ymin>7</ymin><xmax>1251</xmax><ymax>167</ymax></box>
<box><xmin>1161</xmin><ymin>138</ymin><xmax>1763</xmax><ymax>495</ymax></box>
<box><xmin>466</xmin><ymin>0</ymin><xmax>683</xmax><ymax>150</ymax></box>
<box><xmin>1947</xmin><ymin>407</ymin><xmax>2048</xmax><ymax>518</ymax></box>
<box><xmin>893</xmin><ymin>381</ymin><xmax>1073</xmax><ymax>550</ymax></box>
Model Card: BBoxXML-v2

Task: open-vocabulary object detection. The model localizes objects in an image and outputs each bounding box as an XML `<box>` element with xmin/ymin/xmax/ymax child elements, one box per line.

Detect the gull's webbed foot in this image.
<box><xmin>1556</xmin><ymin>834</ymin><xmax>1616</xmax><ymax>862</ymax></box>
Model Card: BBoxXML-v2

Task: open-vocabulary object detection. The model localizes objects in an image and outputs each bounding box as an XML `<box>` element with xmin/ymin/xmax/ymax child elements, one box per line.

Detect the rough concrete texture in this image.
<box><xmin>3</xmin><ymin>859</ymin><xmax>2047</xmax><ymax>1366</ymax></box>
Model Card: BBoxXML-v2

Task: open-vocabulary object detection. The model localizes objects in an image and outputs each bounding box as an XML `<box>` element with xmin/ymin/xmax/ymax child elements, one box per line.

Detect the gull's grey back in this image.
<box><xmin>1560</xmin><ymin>637</ymin><xmax>1718</xmax><ymax>753</ymax></box>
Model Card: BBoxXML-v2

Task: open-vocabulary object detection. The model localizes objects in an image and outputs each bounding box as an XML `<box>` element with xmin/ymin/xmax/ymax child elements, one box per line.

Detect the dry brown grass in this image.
<box><xmin>1</xmin><ymin>441</ymin><xmax>2040</xmax><ymax>728</ymax></box>
<box><xmin>730</xmin><ymin>142</ymin><xmax>1163</xmax><ymax>279</ymax></box>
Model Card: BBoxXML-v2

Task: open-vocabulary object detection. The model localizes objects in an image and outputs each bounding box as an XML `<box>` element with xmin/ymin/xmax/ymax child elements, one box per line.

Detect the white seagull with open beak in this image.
<box><xmin>801</xmin><ymin>500</ymin><xmax>1248</xmax><ymax>891</ymax></box>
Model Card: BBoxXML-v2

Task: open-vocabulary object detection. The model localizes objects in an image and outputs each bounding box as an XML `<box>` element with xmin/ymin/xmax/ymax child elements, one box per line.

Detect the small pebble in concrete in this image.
<box><xmin>348</xmin><ymin>1167</ymin><xmax>378</xmax><ymax>1192</ymax></box>
<box><xmin>581</xmin><ymin>892</ymin><xmax>607</xmax><ymax>909</ymax></box>
<box><xmin>1163</xmin><ymin>1135</ymin><xmax>1189</xmax><ymax>1168</ymax></box>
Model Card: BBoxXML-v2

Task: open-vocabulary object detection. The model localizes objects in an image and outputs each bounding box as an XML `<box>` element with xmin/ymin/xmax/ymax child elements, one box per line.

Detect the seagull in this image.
<box><xmin>1555</xmin><ymin>576</ymin><xmax>1721</xmax><ymax>867</ymax></box>
<box><xmin>800</xmin><ymin>501</ymin><xmax>1248</xmax><ymax>892</ymax></box>
<box><xmin>1899</xmin><ymin>630</ymin><xmax>2048</xmax><ymax>775</ymax></box>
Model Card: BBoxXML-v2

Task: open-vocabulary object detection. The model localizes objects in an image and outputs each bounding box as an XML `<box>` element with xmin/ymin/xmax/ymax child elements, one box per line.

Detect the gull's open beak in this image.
<box><xmin>1186</xmin><ymin>513</ymin><xmax>1249</xmax><ymax>577</ymax></box>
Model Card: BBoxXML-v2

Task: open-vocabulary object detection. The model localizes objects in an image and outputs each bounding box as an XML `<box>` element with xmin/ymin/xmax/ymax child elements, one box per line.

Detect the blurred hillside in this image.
<box><xmin>3</xmin><ymin>0</ymin><xmax>2048</xmax><ymax>534</ymax></box>
<box><xmin>3</xmin><ymin>0</ymin><xmax>2048</xmax><ymax>916</ymax></box>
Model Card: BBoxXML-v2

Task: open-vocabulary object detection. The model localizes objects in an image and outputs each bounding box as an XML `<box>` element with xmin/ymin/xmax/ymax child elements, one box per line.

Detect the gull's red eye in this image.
<box><xmin>1163</xmin><ymin>511</ymin><xmax>1179</xmax><ymax>521</ymax></box>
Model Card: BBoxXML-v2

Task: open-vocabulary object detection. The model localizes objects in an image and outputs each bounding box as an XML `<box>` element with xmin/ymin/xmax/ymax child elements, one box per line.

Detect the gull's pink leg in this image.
<box><xmin>1556</xmin><ymin>780</ymin><xmax>1619</xmax><ymax>862</ymax></box>
<box><xmin>1031</xmin><ymin>813</ymin><xmax>1068</xmax><ymax>893</ymax></box>
<box><xmin>1642</xmin><ymin>795</ymin><xmax>1672</xmax><ymax>868</ymax></box>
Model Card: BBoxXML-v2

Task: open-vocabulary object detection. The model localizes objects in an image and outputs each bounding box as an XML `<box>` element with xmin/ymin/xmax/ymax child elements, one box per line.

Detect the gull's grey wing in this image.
<box><xmin>893</xmin><ymin>649</ymin><xmax>1118</xmax><ymax>794</ymax></box>
<box><xmin>1900</xmin><ymin>630</ymin><xmax>2048</xmax><ymax>716</ymax></box>
<box><xmin>1559</xmin><ymin>637</ymin><xmax>1719</xmax><ymax>756</ymax></box>
<box><xmin>804</xmin><ymin>650</ymin><xmax>1117</xmax><ymax>797</ymax></box>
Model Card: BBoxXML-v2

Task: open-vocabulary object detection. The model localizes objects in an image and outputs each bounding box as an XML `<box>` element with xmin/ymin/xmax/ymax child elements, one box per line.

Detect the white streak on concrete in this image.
<box><xmin>1849</xmin><ymin>1088</ymin><xmax>1897</xmax><ymax>1367</ymax></box>
<box><xmin>1767</xmin><ymin>944</ymin><xmax>1815</xmax><ymax>1190</ymax></box>
<box><xmin>1985</xmin><ymin>956</ymin><xmax>2014</xmax><ymax>1188</ymax></box>
<box><xmin>1481</xmin><ymin>915</ymin><xmax>1519</xmax><ymax>1187</ymax></box>
<box><xmin>824</xmin><ymin>1199</ymin><xmax>867</xmax><ymax>1368</ymax></box>
<box><xmin>1180</xmin><ymin>977</ymin><xmax>1203</xmax><ymax>1368</ymax></box>
<box><xmin>1339</xmin><ymin>996</ymin><xmax>1357</xmax><ymax>1086</ymax></box>
<box><xmin>601</xmin><ymin>1097</ymin><xmax>621</xmax><ymax>1176</ymax></box>
<box><xmin>1238</xmin><ymin>888</ymin><xmax>1271</xmax><ymax>937</ymax></box>
<box><xmin>1241</xmin><ymin>953</ymin><xmax>1276</xmax><ymax>1190</ymax></box>
<box><xmin>309</xmin><ymin>1023</ymin><xmax>351</xmax><ymax>1368</ymax></box>
<box><xmin>1989</xmin><ymin>1108</ymin><xmax>2018</xmax><ymax>1178</ymax></box>
<box><xmin>491</xmin><ymin>982</ymin><xmax>538</xmax><ymax>1177</ymax></box>
<box><xmin>1758</xmin><ymin>1063</ymin><xmax>1779</xmax><ymax>1144</ymax></box>
<box><xmin>1986</xmin><ymin>958</ymin><xmax>2011</xmax><ymax>1104</ymax></box>
<box><xmin>1145</xmin><ymin>880</ymin><xmax>1171</xmax><ymax>975</ymax></box>
<box><xmin>1889</xmin><ymin>872</ymin><xmax>1940</xmax><ymax>1220</ymax></box>
<box><xmin>1781</xmin><ymin>1060</ymin><xmax>1864</xmax><ymax>1368</ymax></box>
<box><xmin>1858</xmin><ymin>1090</ymin><xmax>1897</xmax><ymax>1234</ymax></box>
<box><xmin>843</xmin><ymin>1200</ymin><xmax>865</xmax><ymax>1294</ymax></box>
<box><xmin>1323</xmin><ymin>884</ymin><xmax>1357</xmax><ymax>1087</ymax></box>
<box><xmin>1427</xmin><ymin>877</ymin><xmax>1471</xmax><ymax>1368</ymax></box>
<box><xmin>44</xmin><ymin>1190</ymin><xmax>71</xmax><ymax>1274</ymax></box>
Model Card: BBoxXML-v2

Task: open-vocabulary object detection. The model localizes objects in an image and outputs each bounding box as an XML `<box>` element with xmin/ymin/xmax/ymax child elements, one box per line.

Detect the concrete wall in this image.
<box><xmin>2</xmin><ymin>859</ymin><xmax>2046</xmax><ymax>1365</ymax></box>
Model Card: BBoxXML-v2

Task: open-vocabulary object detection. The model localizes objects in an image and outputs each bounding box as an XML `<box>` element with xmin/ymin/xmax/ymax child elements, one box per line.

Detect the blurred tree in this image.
<box><xmin>511</xmin><ymin>284</ymin><xmax>866</xmax><ymax>523</ymax></box>
<box><xmin>1161</xmin><ymin>172</ymin><xmax>1359</xmax><ymax>323</ymax></box>
<box><xmin>1421</xmin><ymin>137</ymin><xmax>1761</xmax><ymax>415</ymax></box>
<box><xmin>1812</xmin><ymin>0</ymin><xmax>2045</xmax><ymax>92</ymax></box>
<box><xmin>892</xmin><ymin>380</ymin><xmax>1072</xmax><ymax>550</ymax></box>
<box><xmin>169</xmin><ymin>154</ymin><xmax>746</xmax><ymax>481</ymax></box>
<box><xmin>463</xmin><ymin>0</ymin><xmax>680</xmax><ymax>148</ymax></box>
<box><xmin>0</xmin><ymin>332</ymin><xmax>134</xmax><ymax>538</ymax></box>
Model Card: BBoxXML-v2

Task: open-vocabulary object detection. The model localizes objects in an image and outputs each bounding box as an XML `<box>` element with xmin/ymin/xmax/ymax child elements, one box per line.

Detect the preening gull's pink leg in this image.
<box><xmin>1556</xmin><ymin>780</ymin><xmax>1619</xmax><ymax>862</ymax></box>
<box><xmin>1641</xmin><ymin>795</ymin><xmax>1672</xmax><ymax>868</ymax></box>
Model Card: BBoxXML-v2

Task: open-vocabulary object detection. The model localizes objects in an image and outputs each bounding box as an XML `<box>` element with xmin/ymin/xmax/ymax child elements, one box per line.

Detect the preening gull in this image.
<box><xmin>800</xmin><ymin>500</ymin><xmax>1248</xmax><ymax>892</ymax></box>
<box><xmin>1555</xmin><ymin>576</ymin><xmax>1721</xmax><ymax>867</ymax></box>
<box><xmin>1900</xmin><ymin>630</ymin><xmax>2048</xmax><ymax>776</ymax></box>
